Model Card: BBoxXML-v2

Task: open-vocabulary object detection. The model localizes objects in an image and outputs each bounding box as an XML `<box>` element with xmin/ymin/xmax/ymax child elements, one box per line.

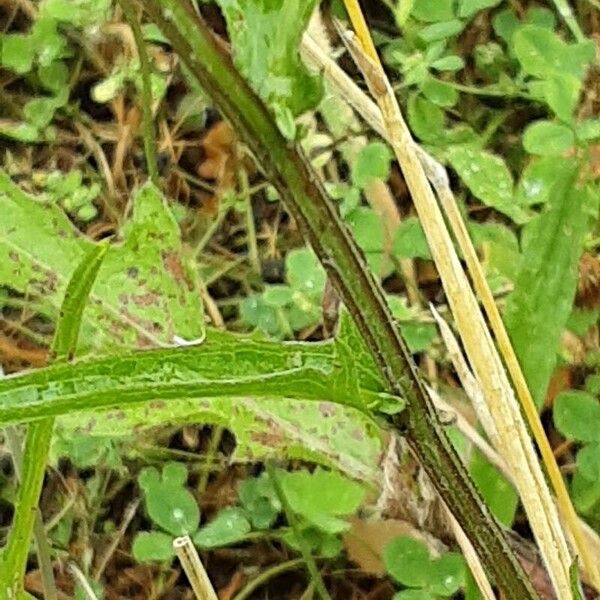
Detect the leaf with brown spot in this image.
<box><xmin>0</xmin><ymin>174</ymin><xmax>204</xmax><ymax>352</ymax></box>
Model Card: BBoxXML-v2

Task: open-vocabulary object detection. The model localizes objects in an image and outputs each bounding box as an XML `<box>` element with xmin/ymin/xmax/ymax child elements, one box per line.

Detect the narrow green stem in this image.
<box><xmin>4</xmin><ymin>426</ymin><xmax>58</xmax><ymax>600</ymax></box>
<box><xmin>196</xmin><ymin>425</ymin><xmax>224</xmax><ymax>495</ymax></box>
<box><xmin>194</xmin><ymin>201</ymin><xmax>230</xmax><ymax>259</ymax></box>
<box><xmin>232</xmin><ymin>558</ymin><xmax>305</xmax><ymax>600</ymax></box>
<box><xmin>240</xmin><ymin>168</ymin><xmax>260</xmax><ymax>274</ymax></box>
<box><xmin>1</xmin><ymin>423</ymin><xmax>54</xmax><ymax>597</ymax></box>
<box><xmin>1</xmin><ymin>245</ymin><xmax>108</xmax><ymax>597</ymax></box>
<box><xmin>119</xmin><ymin>0</ymin><xmax>160</xmax><ymax>185</ymax></box>
<box><xmin>142</xmin><ymin>3</ymin><xmax>538</xmax><ymax>598</ymax></box>
<box><xmin>267</xmin><ymin>464</ymin><xmax>332</xmax><ymax>600</ymax></box>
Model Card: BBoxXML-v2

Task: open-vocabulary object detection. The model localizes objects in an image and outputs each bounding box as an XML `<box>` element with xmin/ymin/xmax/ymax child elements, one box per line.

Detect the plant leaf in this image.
<box><xmin>194</xmin><ymin>508</ymin><xmax>252</xmax><ymax>548</ymax></box>
<box><xmin>280</xmin><ymin>468</ymin><xmax>365</xmax><ymax>533</ymax></box>
<box><xmin>523</xmin><ymin>121</ymin><xmax>575</xmax><ymax>156</ymax></box>
<box><xmin>446</xmin><ymin>145</ymin><xmax>526</xmax><ymax>222</ymax></box>
<box><xmin>216</xmin><ymin>0</ymin><xmax>322</xmax><ymax>117</ymax></box>
<box><xmin>132</xmin><ymin>531</ymin><xmax>175</xmax><ymax>562</ymax></box>
<box><xmin>504</xmin><ymin>163</ymin><xmax>597</xmax><ymax>407</ymax></box>
<box><xmin>0</xmin><ymin>175</ymin><xmax>204</xmax><ymax>352</ymax></box>
<box><xmin>554</xmin><ymin>391</ymin><xmax>600</xmax><ymax>443</ymax></box>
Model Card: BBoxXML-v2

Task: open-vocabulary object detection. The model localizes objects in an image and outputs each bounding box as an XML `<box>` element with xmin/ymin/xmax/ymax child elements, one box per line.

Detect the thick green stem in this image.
<box><xmin>143</xmin><ymin>3</ymin><xmax>538</xmax><ymax>598</ymax></box>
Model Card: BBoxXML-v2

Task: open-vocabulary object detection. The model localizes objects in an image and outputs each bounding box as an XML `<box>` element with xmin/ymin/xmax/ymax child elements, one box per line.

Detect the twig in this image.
<box><xmin>68</xmin><ymin>564</ymin><xmax>99</xmax><ymax>600</ymax></box>
<box><xmin>173</xmin><ymin>535</ymin><xmax>218</xmax><ymax>600</ymax></box>
<box><xmin>93</xmin><ymin>499</ymin><xmax>140</xmax><ymax>580</ymax></box>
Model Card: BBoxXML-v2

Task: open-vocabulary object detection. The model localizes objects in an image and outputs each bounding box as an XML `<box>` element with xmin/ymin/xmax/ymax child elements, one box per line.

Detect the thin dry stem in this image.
<box><xmin>335</xmin><ymin>5</ymin><xmax>574</xmax><ymax>596</ymax></box>
<box><xmin>173</xmin><ymin>535</ymin><xmax>218</xmax><ymax>600</ymax></box>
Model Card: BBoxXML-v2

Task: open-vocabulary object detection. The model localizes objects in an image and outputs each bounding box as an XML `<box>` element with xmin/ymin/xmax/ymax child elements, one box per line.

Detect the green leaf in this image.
<box><xmin>554</xmin><ymin>391</ymin><xmax>600</xmax><ymax>442</ymax></box>
<box><xmin>352</xmin><ymin>142</ymin><xmax>393</xmax><ymax>188</ymax></box>
<box><xmin>458</xmin><ymin>0</ymin><xmax>502</xmax><ymax>19</ymax></box>
<box><xmin>138</xmin><ymin>463</ymin><xmax>200</xmax><ymax>536</ymax></box>
<box><xmin>427</xmin><ymin>553</ymin><xmax>465</xmax><ymax>596</ymax></box>
<box><xmin>505</xmin><ymin>164</ymin><xmax>596</xmax><ymax>408</ymax></box>
<box><xmin>576</xmin><ymin>119</ymin><xmax>600</xmax><ymax>141</ymax></box>
<box><xmin>577</xmin><ymin>444</ymin><xmax>600</xmax><ymax>482</ymax></box>
<box><xmin>42</xmin><ymin>0</ymin><xmax>112</xmax><ymax>26</ymax></box>
<box><xmin>51</xmin><ymin>434</ymin><xmax>119</xmax><ymax>469</ymax></box>
<box><xmin>24</xmin><ymin>96</ymin><xmax>64</xmax><ymax>134</ymax></box>
<box><xmin>400</xmin><ymin>322</ymin><xmax>437</xmax><ymax>354</ymax></box>
<box><xmin>0</xmin><ymin>177</ymin><xmax>204</xmax><ymax>352</ymax></box>
<box><xmin>263</xmin><ymin>285</ymin><xmax>295</xmax><ymax>307</ymax></box>
<box><xmin>492</xmin><ymin>9</ymin><xmax>519</xmax><ymax>45</ymax></box>
<box><xmin>52</xmin><ymin>243</ymin><xmax>108</xmax><ymax>361</ymax></box>
<box><xmin>393</xmin><ymin>217</ymin><xmax>431</xmax><ymax>260</ymax></box>
<box><xmin>238</xmin><ymin>474</ymin><xmax>281</xmax><ymax>529</ymax></box>
<box><xmin>446</xmin><ymin>146</ymin><xmax>525</xmax><ymax>222</ymax></box>
<box><xmin>407</xmin><ymin>93</ymin><xmax>445</xmax><ymax>143</ymax></box>
<box><xmin>383</xmin><ymin>536</ymin><xmax>431</xmax><ymax>587</ymax></box>
<box><xmin>0</xmin><ymin>122</ymin><xmax>40</xmax><ymax>142</ymax></box>
<box><xmin>194</xmin><ymin>508</ymin><xmax>251</xmax><ymax>548</ymax></box>
<box><xmin>132</xmin><ymin>531</ymin><xmax>175</xmax><ymax>562</ymax></box>
<box><xmin>420</xmin><ymin>77</ymin><xmax>458</xmax><ymax>107</ymax></box>
<box><xmin>347</xmin><ymin>207</ymin><xmax>392</xmax><ymax>276</ymax></box>
<box><xmin>430</xmin><ymin>55</ymin><xmax>464</xmax><ymax>71</ymax></box>
<box><xmin>393</xmin><ymin>591</ymin><xmax>434</xmax><ymax>600</ymax></box>
<box><xmin>543</xmin><ymin>74</ymin><xmax>581</xmax><ymax>122</ymax></box>
<box><xmin>38</xmin><ymin>61</ymin><xmax>69</xmax><ymax>93</ymax></box>
<box><xmin>469</xmin><ymin>451</ymin><xmax>518</xmax><ymax>526</ymax></box>
<box><xmin>513</xmin><ymin>26</ymin><xmax>594</xmax><ymax>81</ymax></box>
<box><xmin>418</xmin><ymin>20</ymin><xmax>464</xmax><ymax>43</ymax></box>
<box><xmin>571</xmin><ymin>470</ymin><xmax>600</xmax><ymax>515</ymax></box>
<box><xmin>216</xmin><ymin>0</ymin><xmax>322</xmax><ymax>117</ymax></box>
<box><xmin>411</xmin><ymin>0</ymin><xmax>455</xmax><ymax>23</ymax></box>
<box><xmin>0</xmin><ymin>34</ymin><xmax>35</xmax><ymax>73</ymax></box>
<box><xmin>525</xmin><ymin>6</ymin><xmax>556</xmax><ymax>29</ymax></box>
<box><xmin>516</xmin><ymin>157</ymin><xmax>565</xmax><ymax>206</ymax></box>
<box><xmin>286</xmin><ymin>247</ymin><xmax>326</xmax><ymax>296</ymax></box>
<box><xmin>522</xmin><ymin>121</ymin><xmax>575</xmax><ymax>156</ymax></box>
<box><xmin>280</xmin><ymin>468</ymin><xmax>365</xmax><ymax>534</ymax></box>
<box><xmin>469</xmin><ymin>222</ymin><xmax>520</xmax><ymax>287</ymax></box>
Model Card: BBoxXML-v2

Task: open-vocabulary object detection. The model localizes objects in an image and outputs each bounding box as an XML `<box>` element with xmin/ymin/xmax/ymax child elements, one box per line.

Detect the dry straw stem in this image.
<box><xmin>173</xmin><ymin>535</ymin><xmax>219</xmax><ymax>600</ymax></box>
<box><xmin>333</xmin><ymin>1</ymin><xmax>577</xmax><ymax>596</ymax></box>
<box><xmin>301</xmin><ymin>26</ymin><xmax>600</xmax><ymax>593</ymax></box>
<box><xmin>445</xmin><ymin>507</ymin><xmax>496</xmax><ymax>600</ymax></box>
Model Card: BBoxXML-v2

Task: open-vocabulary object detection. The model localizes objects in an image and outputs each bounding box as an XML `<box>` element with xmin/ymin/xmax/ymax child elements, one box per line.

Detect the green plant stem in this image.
<box><xmin>2</xmin><ymin>424</ymin><xmax>54</xmax><ymax>597</ymax></box>
<box><xmin>240</xmin><ymin>168</ymin><xmax>260</xmax><ymax>274</ymax></box>
<box><xmin>142</xmin><ymin>3</ymin><xmax>538</xmax><ymax>599</ymax></box>
<box><xmin>0</xmin><ymin>245</ymin><xmax>108</xmax><ymax>598</ymax></box>
<box><xmin>232</xmin><ymin>558</ymin><xmax>305</xmax><ymax>600</ymax></box>
<box><xmin>196</xmin><ymin>425</ymin><xmax>224</xmax><ymax>495</ymax></box>
<box><xmin>266</xmin><ymin>464</ymin><xmax>332</xmax><ymax>600</ymax></box>
<box><xmin>0</xmin><ymin>332</ymin><xmax>384</xmax><ymax>426</ymax></box>
<box><xmin>4</xmin><ymin>426</ymin><xmax>58</xmax><ymax>600</ymax></box>
<box><xmin>119</xmin><ymin>0</ymin><xmax>159</xmax><ymax>185</ymax></box>
<box><xmin>194</xmin><ymin>200</ymin><xmax>231</xmax><ymax>259</ymax></box>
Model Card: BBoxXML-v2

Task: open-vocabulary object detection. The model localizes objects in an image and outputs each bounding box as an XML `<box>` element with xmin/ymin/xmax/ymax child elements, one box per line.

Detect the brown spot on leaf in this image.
<box><xmin>163</xmin><ymin>251</ymin><xmax>194</xmax><ymax>292</ymax></box>
<box><xmin>132</xmin><ymin>292</ymin><xmax>160</xmax><ymax>307</ymax></box>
